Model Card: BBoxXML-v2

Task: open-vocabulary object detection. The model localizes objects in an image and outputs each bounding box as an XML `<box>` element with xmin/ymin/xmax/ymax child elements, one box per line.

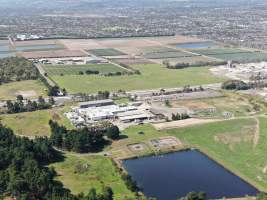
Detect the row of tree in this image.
<box><xmin>221</xmin><ymin>80</ymin><xmax>250</xmax><ymax>90</ymax></box>
<box><xmin>163</xmin><ymin>60</ymin><xmax>227</xmax><ymax>69</ymax></box>
<box><xmin>0</xmin><ymin>122</ymin><xmax>116</xmax><ymax>200</ymax></box>
<box><xmin>6</xmin><ymin>96</ymin><xmax>53</xmax><ymax>114</ymax></box>
<box><xmin>171</xmin><ymin>113</ymin><xmax>190</xmax><ymax>121</ymax></box>
<box><xmin>50</xmin><ymin>120</ymin><xmax>113</xmax><ymax>153</ymax></box>
<box><xmin>222</xmin><ymin>79</ymin><xmax>267</xmax><ymax>91</ymax></box>
<box><xmin>73</xmin><ymin>91</ymin><xmax>110</xmax><ymax>102</ymax></box>
<box><xmin>49</xmin><ymin>120</ymin><xmax>121</xmax><ymax>153</ymax></box>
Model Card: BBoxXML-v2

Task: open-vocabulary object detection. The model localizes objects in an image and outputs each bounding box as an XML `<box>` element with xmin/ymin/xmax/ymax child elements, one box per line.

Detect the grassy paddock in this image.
<box><xmin>50</xmin><ymin>153</ymin><xmax>135</xmax><ymax>200</ymax></box>
<box><xmin>0</xmin><ymin>80</ymin><xmax>48</xmax><ymax>100</ymax></box>
<box><xmin>0</xmin><ymin>107</ymin><xmax>73</xmax><ymax>137</ymax></box>
<box><xmin>43</xmin><ymin>64</ymin><xmax>127</xmax><ymax>76</ymax></box>
<box><xmin>50</xmin><ymin>64</ymin><xmax>226</xmax><ymax>94</ymax></box>
<box><xmin>166</xmin><ymin>117</ymin><xmax>267</xmax><ymax>191</ymax></box>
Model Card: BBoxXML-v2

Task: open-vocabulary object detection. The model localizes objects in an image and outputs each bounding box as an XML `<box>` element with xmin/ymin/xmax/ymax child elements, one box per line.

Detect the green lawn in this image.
<box><xmin>43</xmin><ymin>64</ymin><xmax>127</xmax><ymax>76</ymax></box>
<box><xmin>0</xmin><ymin>80</ymin><xmax>48</xmax><ymax>100</ymax></box>
<box><xmin>50</xmin><ymin>153</ymin><xmax>135</xmax><ymax>200</ymax></box>
<box><xmin>0</xmin><ymin>107</ymin><xmax>73</xmax><ymax>137</ymax></box>
<box><xmin>50</xmin><ymin>64</ymin><xmax>226</xmax><ymax>94</ymax></box>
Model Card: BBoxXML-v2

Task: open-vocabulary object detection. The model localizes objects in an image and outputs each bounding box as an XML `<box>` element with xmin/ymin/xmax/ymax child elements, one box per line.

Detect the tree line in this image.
<box><xmin>171</xmin><ymin>113</ymin><xmax>190</xmax><ymax>121</ymax></box>
<box><xmin>0</xmin><ymin>123</ymin><xmax>117</xmax><ymax>200</ymax></box>
<box><xmin>49</xmin><ymin>120</ymin><xmax>121</xmax><ymax>153</ymax></box>
<box><xmin>222</xmin><ymin>79</ymin><xmax>267</xmax><ymax>91</ymax></box>
<box><xmin>6</xmin><ymin>96</ymin><xmax>53</xmax><ymax>114</ymax></box>
<box><xmin>163</xmin><ymin>60</ymin><xmax>227</xmax><ymax>69</ymax></box>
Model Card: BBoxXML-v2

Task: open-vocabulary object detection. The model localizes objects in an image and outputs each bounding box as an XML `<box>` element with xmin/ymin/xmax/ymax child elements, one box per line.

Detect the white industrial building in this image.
<box><xmin>65</xmin><ymin>99</ymin><xmax>155</xmax><ymax>125</ymax></box>
<box><xmin>75</xmin><ymin>105</ymin><xmax>138</xmax><ymax>121</ymax></box>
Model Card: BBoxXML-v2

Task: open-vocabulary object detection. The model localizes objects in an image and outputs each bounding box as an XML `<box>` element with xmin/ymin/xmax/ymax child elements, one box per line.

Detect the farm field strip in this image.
<box><xmin>191</xmin><ymin>48</ymin><xmax>255</xmax><ymax>55</ymax></box>
<box><xmin>143</xmin><ymin>51</ymin><xmax>197</xmax><ymax>59</ymax></box>
<box><xmin>189</xmin><ymin>48</ymin><xmax>267</xmax><ymax>62</ymax></box>
<box><xmin>208</xmin><ymin>52</ymin><xmax>267</xmax><ymax>62</ymax></box>
<box><xmin>87</xmin><ymin>48</ymin><xmax>127</xmax><ymax>56</ymax></box>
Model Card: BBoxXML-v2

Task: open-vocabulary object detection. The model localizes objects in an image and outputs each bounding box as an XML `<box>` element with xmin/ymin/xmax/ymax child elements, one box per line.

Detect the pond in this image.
<box><xmin>123</xmin><ymin>150</ymin><xmax>258</xmax><ymax>200</ymax></box>
<box><xmin>0</xmin><ymin>52</ymin><xmax>15</xmax><ymax>58</ymax></box>
<box><xmin>175</xmin><ymin>41</ymin><xmax>217</xmax><ymax>49</ymax></box>
<box><xmin>0</xmin><ymin>45</ymin><xmax>10</xmax><ymax>52</ymax></box>
<box><xmin>15</xmin><ymin>44</ymin><xmax>63</xmax><ymax>52</ymax></box>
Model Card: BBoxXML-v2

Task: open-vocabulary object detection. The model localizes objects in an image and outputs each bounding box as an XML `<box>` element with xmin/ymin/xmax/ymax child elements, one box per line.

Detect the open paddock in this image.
<box><xmin>143</xmin><ymin>50</ymin><xmax>195</xmax><ymax>59</ymax></box>
<box><xmin>59</xmin><ymin>39</ymin><xmax>103</xmax><ymax>50</ymax></box>
<box><xmin>113</xmin><ymin>58</ymin><xmax>154</xmax><ymax>65</ymax></box>
<box><xmin>87</xmin><ymin>48</ymin><xmax>127</xmax><ymax>57</ymax></box>
<box><xmin>160</xmin><ymin>56</ymin><xmax>220</xmax><ymax>65</ymax></box>
<box><xmin>190</xmin><ymin>48</ymin><xmax>267</xmax><ymax>62</ymax></box>
<box><xmin>172</xmin><ymin>41</ymin><xmax>218</xmax><ymax>49</ymax></box>
<box><xmin>191</xmin><ymin>48</ymin><xmax>253</xmax><ymax>55</ymax></box>
<box><xmin>210</xmin><ymin>52</ymin><xmax>267</xmax><ymax>63</ymax></box>
<box><xmin>148</xmin><ymin>35</ymin><xmax>203</xmax><ymax>45</ymax></box>
<box><xmin>59</xmin><ymin>36</ymin><xmax>203</xmax><ymax>52</ymax></box>
<box><xmin>0</xmin><ymin>107</ymin><xmax>73</xmax><ymax>137</ymax></box>
<box><xmin>49</xmin><ymin>64</ymin><xmax>226</xmax><ymax>94</ymax></box>
<box><xmin>139</xmin><ymin>46</ymin><xmax>180</xmax><ymax>54</ymax></box>
<box><xmin>170</xmin><ymin>92</ymin><xmax>267</xmax><ymax>118</ymax></box>
<box><xmin>50</xmin><ymin>153</ymin><xmax>135</xmax><ymax>200</ymax></box>
<box><xmin>20</xmin><ymin>49</ymin><xmax>88</xmax><ymax>59</ymax></box>
<box><xmin>0</xmin><ymin>80</ymin><xmax>47</xmax><ymax>100</ymax></box>
<box><xmin>43</xmin><ymin>64</ymin><xmax>127</xmax><ymax>76</ymax></box>
<box><xmin>95</xmin><ymin>37</ymin><xmax>159</xmax><ymax>48</ymax></box>
<box><xmin>153</xmin><ymin>118</ymin><xmax>221</xmax><ymax>130</ymax></box>
<box><xmin>14</xmin><ymin>39</ymin><xmax>61</xmax><ymax>46</ymax></box>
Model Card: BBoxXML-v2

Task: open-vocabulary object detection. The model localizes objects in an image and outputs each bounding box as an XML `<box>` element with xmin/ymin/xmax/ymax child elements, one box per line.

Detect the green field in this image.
<box><xmin>50</xmin><ymin>64</ymin><xmax>226</xmax><ymax>94</ymax></box>
<box><xmin>166</xmin><ymin>117</ymin><xmax>267</xmax><ymax>191</ymax></box>
<box><xmin>208</xmin><ymin>52</ymin><xmax>267</xmax><ymax>63</ymax></box>
<box><xmin>190</xmin><ymin>48</ymin><xmax>267</xmax><ymax>62</ymax></box>
<box><xmin>191</xmin><ymin>48</ymin><xmax>253</xmax><ymax>55</ymax></box>
<box><xmin>43</xmin><ymin>64</ymin><xmax>127</xmax><ymax>76</ymax></box>
<box><xmin>143</xmin><ymin>51</ymin><xmax>195</xmax><ymax>59</ymax></box>
<box><xmin>140</xmin><ymin>46</ymin><xmax>180</xmax><ymax>53</ymax></box>
<box><xmin>171</xmin><ymin>92</ymin><xmax>267</xmax><ymax>118</ymax></box>
<box><xmin>164</xmin><ymin>56</ymin><xmax>219</xmax><ymax>65</ymax></box>
<box><xmin>0</xmin><ymin>107</ymin><xmax>73</xmax><ymax>137</ymax></box>
<box><xmin>50</xmin><ymin>153</ymin><xmax>135</xmax><ymax>200</ymax></box>
<box><xmin>88</xmin><ymin>48</ymin><xmax>126</xmax><ymax>56</ymax></box>
<box><xmin>0</xmin><ymin>80</ymin><xmax>48</xmax><ymax>100</ymax></box>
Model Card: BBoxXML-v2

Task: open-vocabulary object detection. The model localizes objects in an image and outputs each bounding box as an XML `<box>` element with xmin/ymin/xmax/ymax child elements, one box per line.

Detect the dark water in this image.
<box><xmin>0</xmin><ymin>52</ymin><xmax>15</xmax><ymax>58</ymax></box>
<box><xmin>123</xmin><ymin>150</ymin><xmax>258</xmax><ymax>200</ymax></box>
<box><xmin>176</xmin><ymin>41</ymin><xmax>217</xmax><ymax>49</ymax></box>
<box><xmin>15</xmin><ymin>44</ymin><xmax>63</xmax><ymax>51</ymax></box>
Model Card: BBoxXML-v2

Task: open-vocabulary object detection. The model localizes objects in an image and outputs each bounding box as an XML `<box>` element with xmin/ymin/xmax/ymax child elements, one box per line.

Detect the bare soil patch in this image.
<box><xmin>153</xmin><ymin>118</ymin><xmax>222</xmax><ymax>130</ymax></box>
